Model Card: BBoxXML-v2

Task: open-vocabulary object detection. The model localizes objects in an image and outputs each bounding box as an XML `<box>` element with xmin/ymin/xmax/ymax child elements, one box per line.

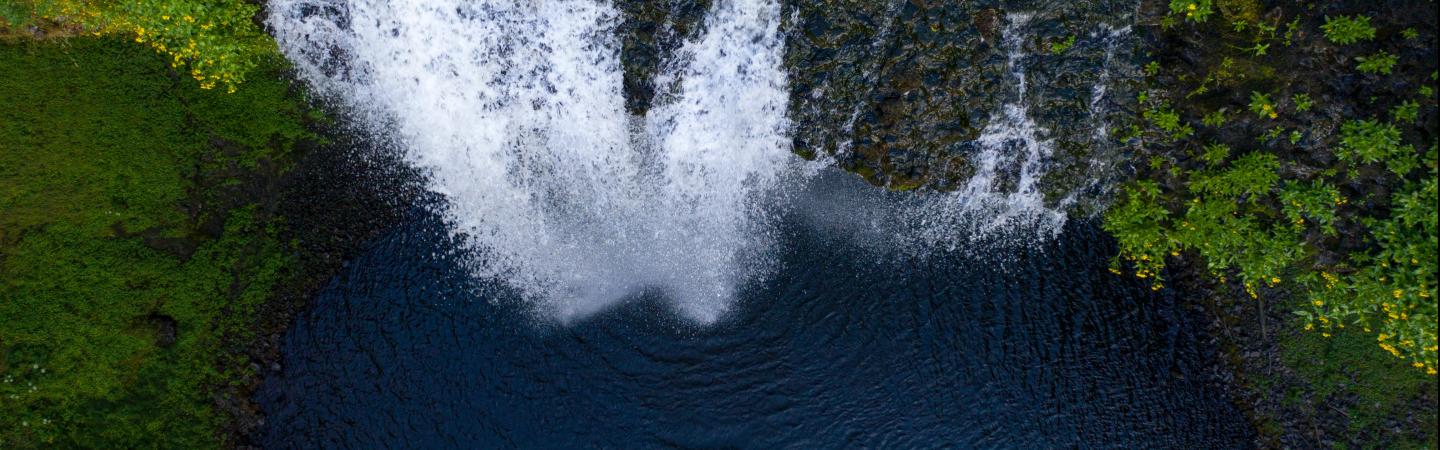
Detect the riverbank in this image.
<box><xmin>0</xmin><ymin>36</ymin><xmax>418</xmax><ymax>447</ymax></box>
<box><xmin>0</xmin><ymin>37</ymin><xmax>311</xmax><ymax>447</ymax></box>
<box><xmin>1109</xmin><ymin>0</ymin><xmax>1438</xmax><ymax>447</ymax></box>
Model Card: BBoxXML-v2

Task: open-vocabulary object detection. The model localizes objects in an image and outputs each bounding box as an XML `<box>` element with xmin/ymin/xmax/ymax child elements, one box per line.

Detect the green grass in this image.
<box><xmin>1282</xmin><ymin>327</ymin><xmax>1439</xmax><ymax>448</ymax></box>
<box><xmin>0</xmin><ymin>37</ymin><xmax>311</xmax><ymax>448</ymax></box>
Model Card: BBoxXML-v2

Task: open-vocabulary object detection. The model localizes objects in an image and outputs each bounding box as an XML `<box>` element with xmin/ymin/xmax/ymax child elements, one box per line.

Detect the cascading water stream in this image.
<box><xmin>270</xmin><ymin>0</ymin><xmax>792</xmax><ymax>323</ymax></box>
<box><xmin>268</xmin><ymin>3</ymin><xmax>1119</xmax><ymax>321</ymax></box>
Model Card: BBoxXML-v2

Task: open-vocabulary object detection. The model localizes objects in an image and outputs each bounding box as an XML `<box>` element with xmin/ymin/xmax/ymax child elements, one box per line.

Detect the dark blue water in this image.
<box><xmin>259</xmin><ymin>206</ymin><xmax>1254</xmax><ymax>448</ymax></box>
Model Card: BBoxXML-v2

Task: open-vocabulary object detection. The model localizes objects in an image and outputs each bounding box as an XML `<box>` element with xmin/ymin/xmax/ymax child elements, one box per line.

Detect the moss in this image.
<box><xmin>0</xmin><ymin>37</ymin><xmax>311</xmax><ymax>448</ymax></box>
<box><xmin>1217</xmin><ymin>0</ymin><xmax>1261</xmax><ymax>23</ymax></box>
<box><xmin>1281</xmin><ymin>327</ymin><xmax>1439</xmax><ymax>447</ymax></box>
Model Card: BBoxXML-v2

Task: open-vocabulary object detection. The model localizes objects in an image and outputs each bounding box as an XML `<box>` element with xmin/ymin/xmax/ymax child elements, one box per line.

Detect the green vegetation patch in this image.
<box><xmin>0</xmin><ymin>37</ymin><xmax>312</xmax><ymax>447</ymax></box>
<box><xmin>1106</xmin><ymin>0</ymin><xmax>1437</xmax><ymax>444</ymax></box>
<box><xmin>1281</xmin><ymin>327</ymin><xmax>1439</xmax><ymax>447</ymax></box>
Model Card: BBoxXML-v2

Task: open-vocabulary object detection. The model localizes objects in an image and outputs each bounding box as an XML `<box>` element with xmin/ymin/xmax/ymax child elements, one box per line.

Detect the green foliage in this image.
<box><xmin>1113</xmin><ymin>4</ymin><xmax>1438</xmax><ymax>441</ymax></box>
<box><xmin>1144</xmin><ymin>105</ymin><xmax>1194</xmax><ymax>140</ymax></box>
<box><xmin>1169</xmin><ymin>0</ymin><xmax>1214</xmax><ymax>23</ymax></box>
<box><xmin>1049</xmin><ymin>35</ymin><xmax>1076</xmax><ymax>55</ymax></box>
<box><xmin>1244</xmin><ymin>41</ymin><xmax>1269</xmax><ymax>57</ymax></box>
<box><xmin>1392</xmin><ymin>100</ymin><xmax>1419</xmax><ymax>124</ymax></box>
<box><xmin>1249</xmin><ymin>91</ymin><xmax>1276</xmax><ymax>118</ymax></box>
<box><xmin>1302</xmin><ymin>155</ymin><xmax>1438</xmax><ymax>373</ymax></box>
<box><xmin>1103</xmin><ymin>180</ymin><xmax>1174</xmax><ymax>283</ymax></box>
<box><xmin>1356</xmin><ymin>51</ymin><xmax>1398</xmax><ymax>75</ymax></box>
<box><xmin>0</xmin><ymin>39</ymin><xmax>311</xmax><ymax>447</ymax></box>
<box><xmin>1281</xmin><ymin>328</ymin><xmax>1438</xmax><ymax>443</ymax></box>
<box><xmin>1277</xmin><ymin>180</ymin><xmax>1340</xmax><ymax>235</ymax></box>
<box><xmin>1291</xmin><ymin>93</ymin><xmax>1312</xmax><ymax>113</ymax></box>
<box><xmin>1202</xmin><ymin>109</ymin><xmax>1227</xmax><ymax>127</ymax></box>
<box><xmin>1104</xmin><ymin>150</ymin><xmax>1298</xmax><ymax>292</ymax></box>
<box><xmin>1336</xmin><ymin>119</ymin><xmax>1416</xmax><ymax>175</ymax></box>
<box><xmin>1321</xmin><ymin>15</ymin><xmax>1377</xmax><ymax>45</ymax></box>
<box><xmin>1190</xmin><ymin>151</ymin><xmax>1280</xmax><ymax>199</ymax></box>
<box><xmin>8</xmin><ymin>0</ymin><xmax>275</xmax><ymax>91</ymax></box>
<box><xmin>1201</xmin><ymin>143</ymin><xmax>1231</xmax><ymax>165</ymax></box>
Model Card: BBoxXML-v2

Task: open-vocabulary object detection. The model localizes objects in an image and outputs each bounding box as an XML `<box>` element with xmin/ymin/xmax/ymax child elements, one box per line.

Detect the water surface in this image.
<box><xmin>259</xmin><ymin>204</ymin><xmax>1253</xmax><ymax>448</ymax></box>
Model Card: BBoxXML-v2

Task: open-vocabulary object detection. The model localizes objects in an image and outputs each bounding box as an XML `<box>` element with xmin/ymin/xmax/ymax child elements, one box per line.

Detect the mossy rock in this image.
<box><xmin>1218</xmin><ymin>0</ymin><xmax>1262</xmax><ymax>23</ymax></box>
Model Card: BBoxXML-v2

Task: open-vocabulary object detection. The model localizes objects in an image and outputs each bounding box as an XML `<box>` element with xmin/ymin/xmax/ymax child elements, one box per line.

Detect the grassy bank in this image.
<box><xmin>1105</xmin><ymin>0</ymin><xmax>1438</xmax><ymax>446</ymax></box>
<box><xmin>0</xmin><ymin>37</ymin><xmax>315</xmax><ymax>447</ymax></box>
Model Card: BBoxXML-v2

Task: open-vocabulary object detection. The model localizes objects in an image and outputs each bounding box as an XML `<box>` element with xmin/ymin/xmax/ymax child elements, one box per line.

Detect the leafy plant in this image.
<box><xmin>1249</xmin><ymin>91</ymin><xmax>1276</xmax><ymax>118</ymax></box>
<box><xmin>1303</xmin><ymin>159</ymin><xmax>1438</xmax><ymax>374</ymax></box>
<box><xmin>1392</xmin><ymin>100</ymin><xmax>1419</xmax><ymax>124</ymax></box>
<box><xmin>1278</xmin><ymin>180</ymin><xmax>1340</xmax><ymax>234</ymax></box>
<box><xmin>1201</xmin><ymin>142</ymin><xmax>1231</xmax><ymax>165</ymax></box>
<box><xmin>1203</xmin><ymin>109</ymin><xmax>1228</xmax><ymax>127</ymax></box>
<box><xmin>1169</xmin><ymin>0</ymin><xmax>1214</xmax><ymax>23</ymax></box>
<box><xmin>1145</xmin><ymin>105</ymin><xmax>1194</xmax><ymax>140</ymax></box>
<box><xmin>1292</xmin><ymin>93</ymin><xmax>1313</xmax><ymax>113</ymax></box>
<box><xmin>1050</xmin><ymin>35</ymin><xmax>1076</xmax><ymax>55</ymax></box>
<box><xmin>11</xmin><ymin>0</ymin><xmax>275</xmax><ymax>91</ymax></box>
<box><xmin>1321</xmin><ymin>15</ymin><xmax>1377</xmax><ymax>45</ymax></box>
<box><xmin>1336</xmin><ymin>119</ymin><xmax>1416</xmax><ymax>175</ymax></box>
<box><xmin>1356</xmin><ymin>51</ymin><xmax>1399</xmax><ymax>75</ymax></box>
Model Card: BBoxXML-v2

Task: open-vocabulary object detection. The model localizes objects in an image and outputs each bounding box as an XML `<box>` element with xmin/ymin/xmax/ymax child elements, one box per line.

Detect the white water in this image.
<box><xmin>269</xmin><ymin>4</ymin><xmax>1110</xmax><ymax>321</ymax></box>
<box><xmin>889</xmin><ymin>14</ymin><xmax>1067</xmax><ymax>248</ymax></box>
<box><xmin>270</xmin><ymin>0</ymin><xmax>792</xmax><ymax>323</ymax></box>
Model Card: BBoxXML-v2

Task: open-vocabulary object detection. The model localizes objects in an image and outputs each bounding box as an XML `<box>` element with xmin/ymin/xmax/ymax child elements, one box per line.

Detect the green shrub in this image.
<box><xmin>1321</xmin><ymin>15</ymin><xmax>1377</xmax><ymax>45</ymax></box>
<box><xmin>1356</xmin><ymin>51</ymin><xmax>1399</xmax><ymax>75</ymax></box>
<box><xmin>1145</xmin><ymin>105</ymin><xmax>1194</xmax><ymax>139</ymax></box>
<box><xmin>1291</xmin><ymin>93</ymin><xmax>1313</xmax><ymax>113</ymax></box>
<box><xmin>1278</xmin><ymin>180</ymin><xmax>1340</xmax><ymax>234</ymax></box>
<box><xmin>1050</xmin><ymin>35</ymin><xmax>1076</xmax><ymax>54</ymax></box>
<box><xmin>1249</xmin><ymin>91</ymin><xmax>1276</xmax><ymax>118</ymax></box>
<box><xmin>10</xmin><ymin>0</ymin><xmax>275</xmax><ymax>91</ymax></box>
<box><xmin>0</xmin><ymin>38</ymin><xmax>312</xmax><ymax>447</ymax></box>
<box><xmin>1302</xmin><ymin>159</ymin><xmax>1438</xmax><ymax>374</ymax></box>
<box><xmin>1337</xmin><ymin>119</ymin><xmax>1417</xmax><ymax>175</ymax></box>
<box><xmin>1392</xmin><ymin>100</ymin><xmax>1419</xmax><ymax>124</ymax></box>
<box><xmin>1169</xmin><ymin>0</ymin><xmax>1215</xmax><ymax>23</ymax></box>
<box><xmin>1202</xmin><ymin>143</ymin><xmax>1232</xmax><ymax>165</ymax></box>
<box><xmin>1203</xmin><ymin>109</ymin><xmax>1228</xmax><ymax>127</ymax></box>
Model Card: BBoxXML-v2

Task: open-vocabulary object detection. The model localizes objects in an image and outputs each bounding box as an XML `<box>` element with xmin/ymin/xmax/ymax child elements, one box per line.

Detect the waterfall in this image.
<box><xmin>268</xmin><ymin>3</ymin><xmax>1116</xmax><ymax>321</ymax></box>
<box><xmin>270</xmin><ymin>0</ymin><xmax>792</xmax><ymax>323</ymax></box>
<box><xmin>884</xmin><ymin>13</ymin><xmax>1067</xmax><ymax>249</ymax></box>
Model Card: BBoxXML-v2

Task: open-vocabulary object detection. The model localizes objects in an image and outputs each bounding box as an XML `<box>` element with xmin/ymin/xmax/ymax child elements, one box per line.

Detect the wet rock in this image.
<box><xmin>615</xmin><ymin>0</ymin><xmax>710</xmax><ymax>116</ymax></box>
<box><xmin>781</xmin><ymin>0</ymin><xmax>1140</xmax><ymax>197</ymax></box>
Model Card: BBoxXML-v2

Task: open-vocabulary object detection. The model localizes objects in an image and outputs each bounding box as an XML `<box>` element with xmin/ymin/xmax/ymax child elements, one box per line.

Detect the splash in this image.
<box><xmin>268</xmin><ymin>4</ymin><xmax>1122</xmax><ymax>321</ymax></box>
<box><xmin>270</xmin><ymin>0</ymin><xmax>792</xmax><ymax>323</ymax></box>
<box><xmin>898</xmin><ymin>14</ymin><xmax>1068</xmax><ymax>247</ymax></box>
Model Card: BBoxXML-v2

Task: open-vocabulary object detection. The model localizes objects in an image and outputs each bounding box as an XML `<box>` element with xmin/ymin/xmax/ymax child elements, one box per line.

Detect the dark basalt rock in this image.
<box><xmin>616</xmin><ymin>0</ymin><xmax>711</xmax><ymax>116</ymax></box>
<box><xmin>605</xmin><ymin>0</ymin><xmax>1139</xmax><ymax>201</ymax></box>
